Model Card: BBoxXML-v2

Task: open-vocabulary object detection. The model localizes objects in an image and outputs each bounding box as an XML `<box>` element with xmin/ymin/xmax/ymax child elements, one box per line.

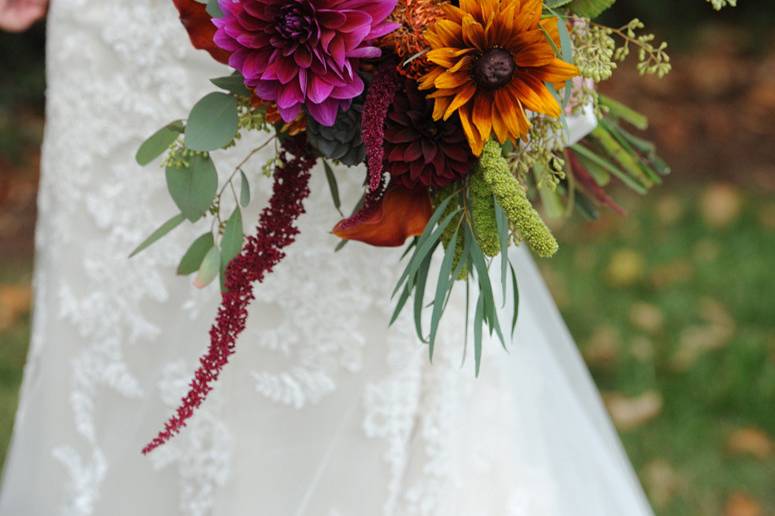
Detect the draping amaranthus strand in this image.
<box><xmin>362</xmin><ymin>61</ymin><xmax>400</xmax><ymax>192</ymax></box>
<box><xmin>142</xmin><ymin>139</ymin><xmax>316</xmax><ymax>454</ymax></box>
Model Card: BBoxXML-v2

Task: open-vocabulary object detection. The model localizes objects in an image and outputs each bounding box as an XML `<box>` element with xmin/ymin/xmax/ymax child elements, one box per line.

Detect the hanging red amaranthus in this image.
<box><xmin>362</xmin><ymin>61</ymin><xmax>401</xmax><ymax>192</ymax></box>
<box><xmin>143</xmin><ymin>138</ymin><xmax>316</xmax><ymax>454</ymax></box>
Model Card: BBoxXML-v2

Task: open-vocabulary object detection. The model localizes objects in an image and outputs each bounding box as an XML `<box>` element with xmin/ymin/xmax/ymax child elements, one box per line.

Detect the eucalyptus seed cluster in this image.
<box><xmin>506</xmin><ymin>116</ymin><xmax>565</xmax><ymax>189</ymax></box>
<box><xmin>162</xmin><ymin>139</ymin><xmax>206</xmax><ymax>169</ymax></box>
<box><xmin>707</xmin><ymin>0</ymin><xmax>736</xmax><ymax>9</ymax></box>
<box><xmin>613</xmin><ymin>19</ymin><xmax>671</xmax><ymax>78</ymax></box>
<box><xmin>572</xmin><ymin>21</ymin><xmax>617</xmax><ymax>82</ymax></box>
<box><xmin>237</xmin><ymin>98</ymin><xmax>270</xmax><ymax>132</ymax></box>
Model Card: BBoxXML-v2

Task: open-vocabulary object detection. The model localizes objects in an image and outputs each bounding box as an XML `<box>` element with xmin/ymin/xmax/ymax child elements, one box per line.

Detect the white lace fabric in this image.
<box><xmin>0</xmin><ymin>1</ymin><xmax>653</xmax><ymax>515</ymax></box>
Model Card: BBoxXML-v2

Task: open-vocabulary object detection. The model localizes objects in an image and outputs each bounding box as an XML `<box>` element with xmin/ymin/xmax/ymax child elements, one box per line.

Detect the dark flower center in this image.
<box><xmin>474</xmin><ymin>48</ymin><xmax>515</xmax><ymax>89</ymax></box>
<box><xmin>277</xmin><ymin>4</ymin><xmax>312</xmax><ymax>42</ymax></box>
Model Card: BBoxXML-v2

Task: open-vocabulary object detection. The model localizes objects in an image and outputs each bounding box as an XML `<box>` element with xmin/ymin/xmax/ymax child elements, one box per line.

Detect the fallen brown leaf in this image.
<box><xmin>603</xmin><ymin>390</ymin><xmax>663</xmax><ymax>431</ymax></box>
<box><xmin>0</xmin><ymin>284</ymin><xmax>32</xmax><ymax>331</ymax></box>
<box><xmin>642</xmin><ymin>459</ymin><xmax>684</xmax><ymax>509</ymax></box>
<box><xmin>583</xmin><ymin>325</ymin><xmax>620</xmax><ymax>367</ymax></box>
<box><xmin>725</xmin><ymin>492</ymin><xmax>762</xmax><ymax>516</ymax></box>
<box><xmin>629</xmin><ymin>302</ymin><xmax>664</xmax><ymax>335</ymax></box>
<box><xmin>700</xmin><ymin>183</ymin><xmax>743</xmax><ymax>229</ymax></box>
<box><xmin>606</xmin><ymin>249</ymin><xmax>645</xmax><ymax>288</ymax></box>
<box><xmin>727</xmin><ymin>427</ymin><xmax>773</xmax><ymax>460</ymax></box>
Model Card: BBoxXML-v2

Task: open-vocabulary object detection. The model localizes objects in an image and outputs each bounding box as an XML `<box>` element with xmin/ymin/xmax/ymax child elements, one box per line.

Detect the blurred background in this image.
<box><xmin>0</xmin><ymin>2</ymin><xmax>774</xmax><ymax>515</ymax></box>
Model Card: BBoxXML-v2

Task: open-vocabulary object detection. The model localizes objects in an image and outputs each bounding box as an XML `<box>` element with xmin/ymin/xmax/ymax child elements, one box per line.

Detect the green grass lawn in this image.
<box><xmin>546</xmin><ymin>184</ymin><xmax>775</xmax><ymax>515</ymax></box>
<box><xmin>0</xmin><ymin>185</ymin><xmax>773</xmax><ymax>515</ymax></box>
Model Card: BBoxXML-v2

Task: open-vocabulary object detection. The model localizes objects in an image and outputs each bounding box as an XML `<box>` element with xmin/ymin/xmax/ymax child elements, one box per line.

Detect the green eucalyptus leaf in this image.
<box><xmin>135</xmin><ymin>120</ymin><xmax>183</xmax><ymax>166</ymax></box>
<box><xmin>129</xmin><ymin>213</ymin><xmax>186</xmax><ymax>258</ymax></box>
<box><xmin>239</xmin><ymin>170</ymin><xmax>251</xmax><ymax>207</ymax></box>
<box><xmin>185</xmin><ymin>92</ymin><xmax>239</xmax><ymax>152</ymax></box>
<box><xmin>177</xmin><ymin>232</ymin><xmax>214</xmax><ymax>276</ymax></box>
<box><xmin>194</xmin><ymin>246</ymin><xmax>221</xmax><ymax>289</ymax></box>
<box><xmin>166</xmin><ymin>154</ymin><xmax>219</xmax><ymax>222</ymax></box>
<box><xmin>210</xmin><ymin>74</ymin><xmax>252</xmax><ymax>97</ymax></box>
<box><xmin>221</xmin><ymin>207</ymin><xmax>244</xmax><ymax>269</ymax></box>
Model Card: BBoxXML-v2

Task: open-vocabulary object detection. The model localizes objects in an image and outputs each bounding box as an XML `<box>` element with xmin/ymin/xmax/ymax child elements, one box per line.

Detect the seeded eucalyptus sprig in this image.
<box><xmin>130</xmin><ymin>71</ymin><xmax>277</xmax><ymax>291</ymax></box>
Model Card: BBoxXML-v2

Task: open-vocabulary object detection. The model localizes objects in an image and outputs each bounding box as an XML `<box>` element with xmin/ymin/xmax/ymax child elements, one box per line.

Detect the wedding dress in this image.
<box><xmin>0</xmin><ymin>1</ymin><xmax>654</xmax><ymax>515</ymax></box>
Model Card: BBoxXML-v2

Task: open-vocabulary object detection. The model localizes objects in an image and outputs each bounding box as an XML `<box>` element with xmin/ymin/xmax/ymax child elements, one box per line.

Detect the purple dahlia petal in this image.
<box><xmin>213</xmin><ymin>0</ymin><xmax>394</xmax><ymax>114</ymax></box>
<box><xmin>367</xmin><ymin>21</ymin><xmax>400</xmax><ymax>40</ymax></box>
<box><xmin>306</xmin><ymin>99</ymin><xmax>341</xmax><ymax>126</ymax></box>
<box><xmin>278</xmin><ymin>103</ymin><xmax>303</xmax><ymax>123</ymax></box>
<box><xmin>331</xmin><ymin>73</ymin><xmax>364</xmax><ymax>99</ymax></box>
<box><xmin>277</xmin><ymin>80</ymin><xmax>303</xmax><ymax>109</ymax></box>
<box><xmin>347</xmin><ymin>45</ymin><xmax>381</xmax><ymax>59</ymax></box>
<box><xmin>308</xmin><ymin>75</ymin><xmax>335</xmax><ymax>104</ymax></box>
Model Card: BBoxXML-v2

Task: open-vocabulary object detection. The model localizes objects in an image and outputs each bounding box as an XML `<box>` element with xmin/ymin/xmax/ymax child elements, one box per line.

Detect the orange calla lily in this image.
<box><xmin>172</xmin><ymin>0</ymin><xmax>230</xmax><ymax>64</ymax></box>
<box><xmin>333</xmin><ymin>183</ymin><xmax>432</xmax><ymax>247</ymax></box>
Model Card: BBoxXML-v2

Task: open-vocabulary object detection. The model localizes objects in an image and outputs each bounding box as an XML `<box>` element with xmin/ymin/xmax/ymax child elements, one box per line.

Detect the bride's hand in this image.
<box><xmin>0</xmin><ymin>0</ymin><xmax>47</xmax><ymax>32</ymax></box>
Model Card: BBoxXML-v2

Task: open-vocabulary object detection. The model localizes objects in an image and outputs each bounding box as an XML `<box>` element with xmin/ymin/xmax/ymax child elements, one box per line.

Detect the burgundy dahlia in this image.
<box><xmin>213</xmin><ymin>0</ymin><xmax>399</xmax><ymax>127</ymax></box>
<box><xmin>384</xmin><ymin>80</ymin><xmax>474</xmax><ymax>189</ymax></box>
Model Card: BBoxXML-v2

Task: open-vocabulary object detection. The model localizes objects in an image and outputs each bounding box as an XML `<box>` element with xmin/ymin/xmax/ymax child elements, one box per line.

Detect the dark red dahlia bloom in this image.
<box><xmin>384</xmin><ymin>80</ymin><xmax>474</xmax><ymax>189</ymax></box>
<box><xmin>213</xmin><ymin>0</ymin><xmax>399</xmax><ymax>127</ymax></box>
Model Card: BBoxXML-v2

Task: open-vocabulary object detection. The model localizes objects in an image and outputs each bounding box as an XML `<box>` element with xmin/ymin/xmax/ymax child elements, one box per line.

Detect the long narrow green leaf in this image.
<box><xmin>392</xmin><ymin>207</ymin><xmax>459</xmax><ymax>298</ymax></box>
<box><xmin>474</xmin><ymin>294</ymin><xmax>484</xmax><ymax>377</ymax></box>
<box><xmin>509</xmin><ymin>261</ymin><xmax>520</xmax><ymax>337</ymax></box>
<box><xmin>390</xmin><ymin>283</ymin><xmax>412</xmax><ymax>326</ymax></box>
<box><xmin>391</xmin><ymin>197</ymin><xmax>454</xmax><ymax>297</ymax></box>
<box><xmin>571</xmin><ymin>144</ymin><xmax>648</xmax><ymax>194</ymax></box>
<box><xmin>129</xmin><ymin>213</ymin><xmax>186</xmax><ymax>258</ymax></box>
<box><xmin>413</xmin><ymin>252</ymin><xmax>433</xmax><ymax>344</ymax></box>
<box><xmin>494</xmin><ymin>199</ymin><xmax>510</xmax><ymax>302</ymax></box>
<box><xmin>400</xmin><ymin>238</ymin><xmax>417</xmax><ymax>261</ymax></box>
<box><xmin>323</xmin><ymin>160</ymin><xmax>343</xmax><ymax>215</ymax></box>
<box><xmin>461</xmin><ymin>279</ymin><xmax>471</xmax><ymax>367</ymax></box>
<box><xmin>592</xmin><ymin>125</ymin><xmax>653</xmax><ymax>188</ymax></box>
<box><xmin>601</xmin><ymin>119</ymin><xmax>661</xmax><ymax>184</ymax></box>
<box><xmin>599</xmin><ymin>94</ymin><xmax>648</xmax><ymax>130</ymax></box>
<box><xmin>429</xmin><ymin>230</ymin><xmax>459</xmax><ymax>360</ymax></box>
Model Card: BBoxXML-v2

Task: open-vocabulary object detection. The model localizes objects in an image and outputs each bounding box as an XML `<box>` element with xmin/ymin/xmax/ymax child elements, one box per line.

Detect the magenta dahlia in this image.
<box><xmin>213</xmin><ymin>0</ymin><xmax>399</xmax><ymax>126</ymax></box>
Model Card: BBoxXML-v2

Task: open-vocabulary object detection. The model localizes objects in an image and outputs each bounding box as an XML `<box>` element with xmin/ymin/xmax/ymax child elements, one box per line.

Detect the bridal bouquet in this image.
<box><xmin>133</xmin><ymin>0</ymin><xmax>694</xmax><ymax>453</ymax></box>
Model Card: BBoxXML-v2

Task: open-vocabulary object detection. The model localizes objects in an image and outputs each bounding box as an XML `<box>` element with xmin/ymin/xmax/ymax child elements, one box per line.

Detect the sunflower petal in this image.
<box><xmin>461</xmin><ymin>14</ymin><xmax>486</xmax><ymax>50</ymax></box>
<box><xmin>532</xmin><ymin>58</ymin><xmax>580</xmax><ymax>83</ymax></box>
<box><xmin>458</xmin><ymin>104</ymin><xmax>485</xmax><ymax>156</ymax></box>
<box><xmin>443</xmin><ymin>82</ymin><xmax>477</xmax><ymax>120</ymax></box>
<box><xmin>432</xmin><ymin>95</ymin><xmax>453</xmax><ymax>120</ymax></box>
<box><xmin>514</xmin><ymin>0</ymin><xmax>542</xmax><ymax>32</ymax></box>
<box><xmin>435</xmin><ymin>70</ymin><xmax>471</xmax><ymax>89</ymax></box>
<box><xmin>472</xmin><ymin>93</ymin><xmax>493</xmax><ymax>142</ymax></box>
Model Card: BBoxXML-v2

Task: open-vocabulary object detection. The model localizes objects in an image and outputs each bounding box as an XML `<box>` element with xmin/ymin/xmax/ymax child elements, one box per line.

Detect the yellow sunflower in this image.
<box><xmin>419</xmin><ymin>0</ymin><xmax>579</xmax><ymax>156</ymax></box>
